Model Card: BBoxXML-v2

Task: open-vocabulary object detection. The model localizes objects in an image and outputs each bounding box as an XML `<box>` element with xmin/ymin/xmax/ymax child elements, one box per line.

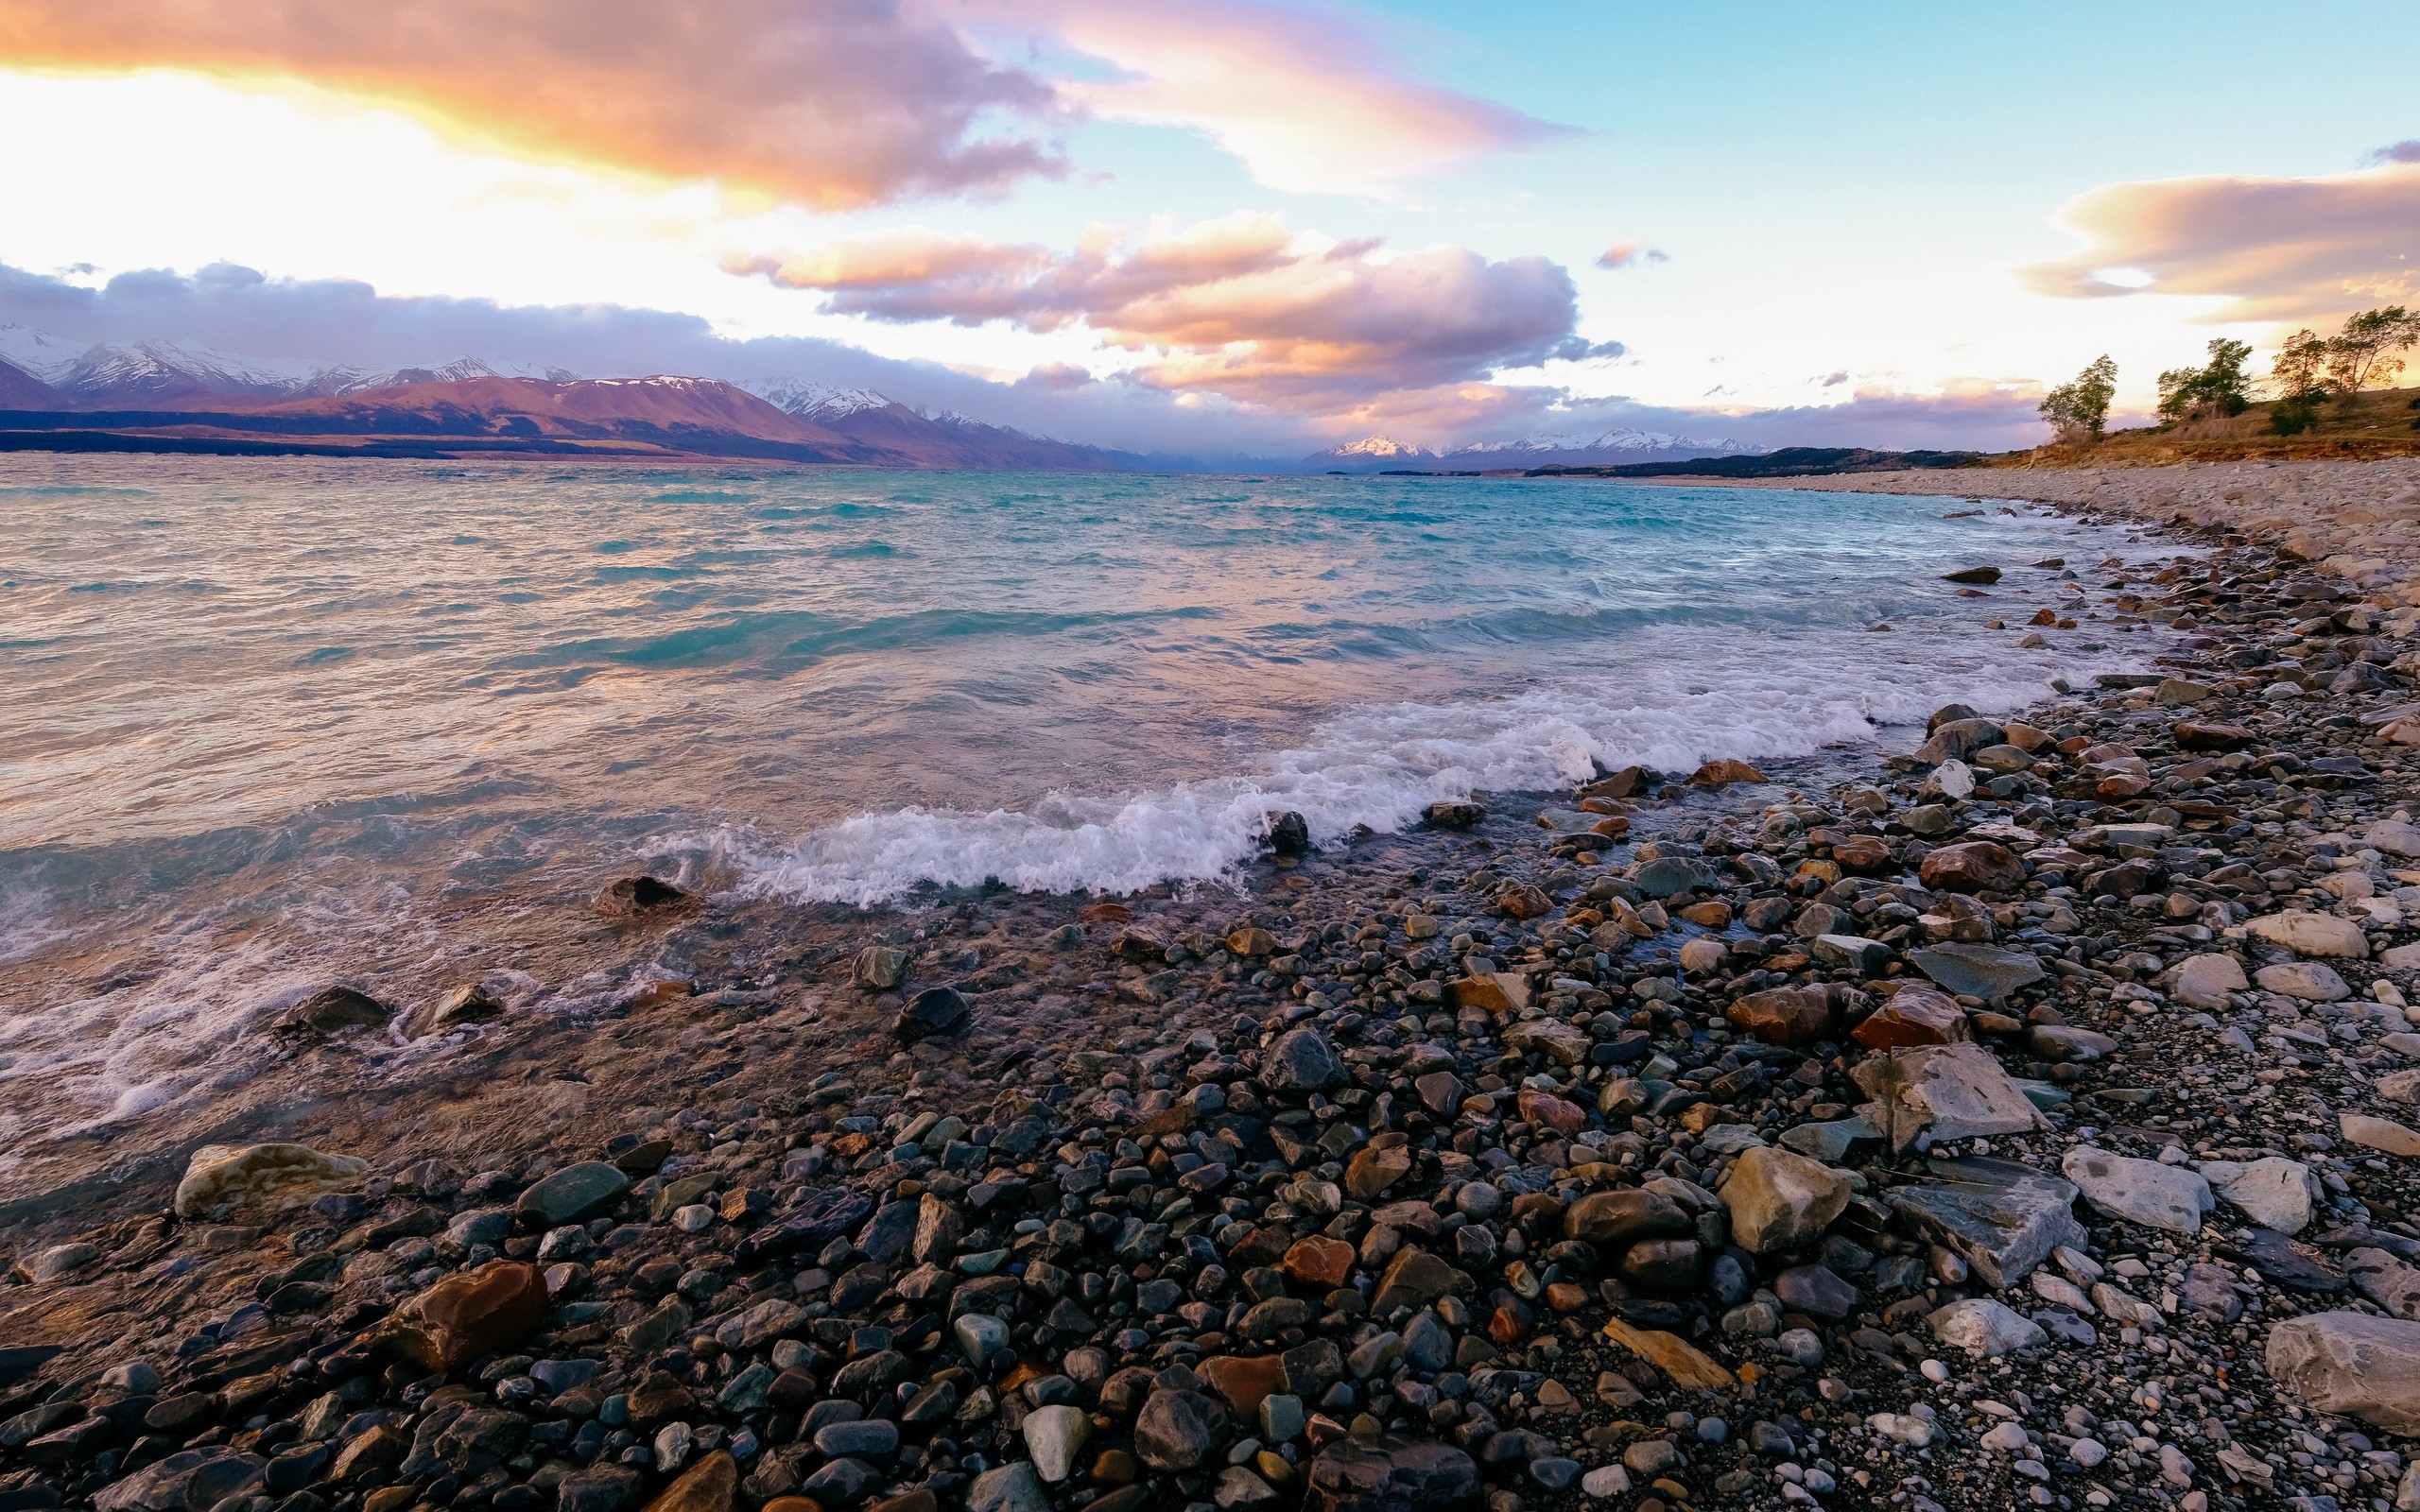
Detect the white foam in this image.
<box><xmin>734</xmin><ymin>624</ymin><xmax>2133</xmax><ymax>907</ymax></box>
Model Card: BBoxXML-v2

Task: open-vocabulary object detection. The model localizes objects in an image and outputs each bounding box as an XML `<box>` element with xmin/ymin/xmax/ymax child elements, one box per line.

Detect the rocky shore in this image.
<box><xmin>9</xmin><ymin>464</ymin><xmax>2420</xmax><ymax>1512</ymax></box>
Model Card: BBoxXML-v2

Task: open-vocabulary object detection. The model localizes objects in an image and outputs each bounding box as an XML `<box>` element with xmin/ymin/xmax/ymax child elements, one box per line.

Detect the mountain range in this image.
<box><xmin>1305</xmin><ymin>426</ymin><xmax>1763</xmax><ymax>472</ymax></box>
<box><xmin>0</xmin><ymin>330</ymin><xmax>1144</xmax><ymax>470</ymax></box>
<box><xmin>0</xmin><ymin>327</ymin><xmax>1757</xmax><ymax>472</ymax></box>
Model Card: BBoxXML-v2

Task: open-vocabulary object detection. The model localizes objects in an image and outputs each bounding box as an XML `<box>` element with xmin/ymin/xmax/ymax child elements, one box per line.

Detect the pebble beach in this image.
<box><xmin>10</xmin><ymin>458</ymin><xmax>2420</xmax><ymax>1512</ymax></box>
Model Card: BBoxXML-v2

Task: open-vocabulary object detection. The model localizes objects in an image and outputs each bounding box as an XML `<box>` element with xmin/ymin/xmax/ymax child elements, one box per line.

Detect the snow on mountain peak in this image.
<box><xmin>742</xmin><ymin>380</ymin><xmax>895</xmax><ymax>421</ymax></box>
<box><xmin>1327</xmin><ymin>436</ymin><xmax>1433</xmax><ymax>459</ymax></box>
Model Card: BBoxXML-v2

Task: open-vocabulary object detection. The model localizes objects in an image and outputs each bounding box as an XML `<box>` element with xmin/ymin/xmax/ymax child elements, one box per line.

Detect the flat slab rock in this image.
<box><xmin>1852</xmin><ymin>1041</ymin><xmax>2046</xmax><ymax>1151</ymax></box>
<box><xmin>1904</xmin><ymin>943</ymin><xmax>2046</xmax><ymax>1002</ymax></box>
<box><xmin>2061</xmin><ymin>1146</ymin><xmax>2213</xmax><ymax>1235</ymax></box>
<box><xmin>1884</xmin><ymin>1156</ymin><xmax>2084</xmax><ymax>1290</ymax></box>
<box><xmin>2267</xmin><ymin>1312</ymin><xmax>2420</xmax><ymax>1434</ymax></box>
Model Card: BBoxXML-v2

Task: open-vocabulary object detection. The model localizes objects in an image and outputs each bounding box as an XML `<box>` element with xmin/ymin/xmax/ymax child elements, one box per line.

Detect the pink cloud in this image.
<box><xmin>940</xmin><ymin>0</ymin><xmax>1575</xmax><ymax>197</ymax></box>
<box><xmin>1596</xmin><ymin>240</ymin><xmax>1668</xmax><ymax>269</ymax></box>
<box><xmin>2019</xmin><ymin>160</ymin><xmax>2420</xmax><ymax>324</ymax></box>
<box><xmin>733</xmin><ymin>215</ymin><xmax>1594</xmax><ymax>408</ymax></box>
<box><xmin>0</xmin><ymin>0</ymin><xmax>1068</xmax><ymax>208</ymax></box>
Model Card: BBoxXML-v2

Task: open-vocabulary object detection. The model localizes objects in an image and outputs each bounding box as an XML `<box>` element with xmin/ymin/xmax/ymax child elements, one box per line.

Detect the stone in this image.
<box><xmin>2062</xmin><ymin>1147</ymin><xmax>2212</xmax><ymax>1234</ymax></box>
<box><xmin>966</xmin><ymin>1463</ymin><xmax>1052</xmax><ymax>1512</ymax></box>
<box><xmin>557</xmin><ymin>1466</ymin><xmax>645</xmax><ymax>1512</ymax></box>
<box><xmin>596</xmin><ymin>875</ymin><xmax>692</xmax><ymax>917</ymax></box>
<box><xmin>1851</xmin><ymin>987</ymin><xmax>1969</xmax><ymax>1050</ymax></box>
<box><xmin>1720</xmin><ymin>1146</ymin><xmax>1851</xmax><ymax>1254</ymax></box>
<box><xmin>1134</xmin><ymin>1389</ymin><xmax>1226</xmax><ymax>1470</ymax></box>
<box><xmin>1778</xmin><ymin>1112</ymin><xmax>1884</xmax><ymax>1164</ymax></box>
<box><xmin>1502</xmin><ymin>1019</ymin><xmax>1590</xmax><ymax>1065</ymax></box>
<box><xmin>956</xmin><ymin>1313</ymin><xmax>1010</xmax><ymax>1366</ymax></box>
<box><xmin>1884</xmin><ymin>1157</ymin><xmax>2084</xmax><ymax>1289</ymax></box>
<box><xmin>93</xmin><ymin>1448</ymin><xmax>266</xmax><ymax>1512</ymax></box>
<box><xmin>1918</xmin><ymin>842</ymin><xmax>2027</xmax><ymax>895</ymax></box>
<box><xmin>1725</xmin><ymin>984</ymin><xmax>1854</xmax><ymax>1047</ymax></box>
<box><xmin>2266</xmin><ymin>1313</ymin><xmax>2420</xmax><ymax>1433</ymax></box>
<box><xmin>172</xmin><ymin>1142</ymin><xmax>366</xmax><ymax>1220</ymax></box>
<box><xmin>22</xmin><ymin>1243</ymin><xmax>98</xmax><ymax>1282</ymax></box>
<box><xmin>1905</xmin><ymin>943</ymin><xmax>2046</xmax><ymax>1002</ymax></box>
<box><xmin>2367</xmin><ymin>818</ymin><xmax>2420</xmax><ymax>857</ymax></box>
<box><xmin>1811</xmin><ymin>934</ymin><xmax>1892</xmax><ymax>975</ymax></box>
<box><xmin>1281</xmin><ymin>1236</ymin><xmax>1357</xmax><ymax>1291</ymax></box>
<box><xmin>1373</xmin><ymin>1249</ymin><xmax>1465</xmax><ymax>1313</ymax></box>
<box><xmin>1425</xmin><ymin>801</ymin><xmax>1485</xmax><ymax>830</ymax></box>
<box><xmin>1303</xmin><ymin>1436</ymin><xmax>1480</xmax><ymax>1512</ymax></box>
<box><xmin>2246</xmin><ymin>911</ymin><xmax>2370</xmax><ymax>958</ymax></box>
<box><xmin>2205</xmin><ymin>1158</ymin><xmax>2319</xmax><ymax>1235</ymax></box>
<box><xmin>1851</xmin><ymin>1042</ymin><xmax>2046</xmax><ymax>1150</ymax></box>
<box><xmin>1688</xmin><ymin>759</ymin><xmax>1766</xmax><ymax>786</ymax></box>
<box><xmin>1564</xmin><ymin>1190</ymin><xmax>1694</xmax><ymax>1248</ymax></box>
<box><xmin>1514</xmin><ymin>1087</ymin><xmax>1588</xmax><ymax>1132</ymax></box>
<box><xmin>415</xmin><ymin>984</ymin><xmax>504</xmax><ymax>1037</ymax></box>
<box><xmin>1599</xmin><ymin>1317</ymin><xmax>1735</xmax><ymax>1390</ymax></box>
<box><xmin>2174</xmin><ymin>721</ymin><xmax>2253</xmax><ymax>751</ymax></box>
<box><xmin>1265</xmin><ymin>1029</ymin><xmax>1343</xmax><ymax>1091</ymax></box>
<box><xmin>2348</xmin><ymin>1248</ymin><xmax>2420</xmax><ymax>1320</ymax></box>
<box><xmin>1927</xmin><ymin>1298</ymin><xmax>2046</xmax><ymax>1357</ymax></box>
<box><xmin>1773</xmin><ymin>1264</ymin><xmax>1858</xmax><ymax>1321</ymax></box>
<box><xmin>1198</xmin><ymin>1355</ymin><xmax>1288</xmax><ymax>1420</ymax></box>
<box><xmin>894</xmin><ymin>987</ymin><xmax>969</xmax><ymax>1042</ymax></box>
<box><xmin>2171</xmin><ymin>954</ymin><xmax>2249</xmax><ymax>1009</ymax></box>
<box><xmin>1580</xmin><ymin>1465</ymin><xmax>1631</xmax><ymax>1499</ymax></box>
<box><xmin>271</xmin><ymin>985</ymin><xmax>389</xmax><ymax>1036</ymax></box>
<box><xmin>640</xmin><ymin>1451</ymin><xmax>735</xmax><ymax>1512</ymax></box>
<box><xmin>376</xmin><ymin>1260</ymin><xmax>549</xmax><ymax>1372</ymax></box>
<box><xmin>2343</xmin><ymin>1112</ymin><xmax>2420</xmax><ymax>1157</ymax></box>
<box><xmin>2224</xmin><ymin>1228</ymin><xmax>2346</xmax><ymax>1293</ymax></box>
<box><xmin>516</xmin><ymin>1161</ymin><xmax>631</xmax><ymax>1227</ymax></box>
<box><xmin>853</xmin><ymin>945</ymin><xmax>908</xmax><ymax>990</ymax></box>
<box><xmin>1023</xmin><ymin>1404</ymin><xmax>1091</xmax><ymax>1482</ymax></box>
<box><xmin>2256</xmin><ymin>961</ymin><xmax>2351</xmax><ymax>1002</ymax></box>
<box><xmin>1448</xmin><ymin>973</ymin><xmax>1530</xmax><ymax>1016</ymax></box>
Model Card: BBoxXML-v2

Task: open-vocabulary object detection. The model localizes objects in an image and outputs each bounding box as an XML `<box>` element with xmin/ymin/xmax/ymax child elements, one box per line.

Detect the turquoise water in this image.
<box><xmin>0</xmin><ymin>455</ymin><xmax>2172</xmax><ymax>1145</ymax></box>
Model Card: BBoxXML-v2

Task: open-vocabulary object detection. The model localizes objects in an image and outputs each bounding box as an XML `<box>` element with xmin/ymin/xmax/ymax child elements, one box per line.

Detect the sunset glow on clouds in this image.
<box><xmin>0</xmin><ymin>2</ymin><xmax>2415</xmax><ymax>453</ymax></box>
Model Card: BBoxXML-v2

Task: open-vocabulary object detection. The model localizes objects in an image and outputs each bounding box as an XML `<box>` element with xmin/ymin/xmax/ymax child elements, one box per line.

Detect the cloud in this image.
<box><xmin>1819</xmin><ymin>370</ymin><xmax>1849</xmax><ymax>387</ymax></box>
<box><xmin>2366</xmin><ymin>141</ymin><xmax>2420</xmax><ymax>166</ymax></box>
<box><xmin>941</xmin><ymin>0</ymin><xmax>1574</xmax><ymax>197</ymax></box>
<box><xmin>2018</xmin><ymin>160</ymin><xmax>2420</xmax><ymax>323</ymax></box>
<box><xmin>734</xmin><ymin>214</ymin><xmax>1596</xmax><ymax>408</ymax></box>
<box><xmin>0</xmin><ymin>0</ymin><xmax>1068</xmax><ymax>209</ymax></box>
<box><xmin>1595</xmin><ymin>240</ymin><xmax>1668</xmax><ymax>269</ymax></box>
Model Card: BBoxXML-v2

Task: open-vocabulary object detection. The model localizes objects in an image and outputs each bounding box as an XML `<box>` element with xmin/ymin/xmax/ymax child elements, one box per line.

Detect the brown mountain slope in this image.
<box><xmin>0</xmin><ymin>357</ymin><xmax>66</xmax><ymax>409</ymax></box>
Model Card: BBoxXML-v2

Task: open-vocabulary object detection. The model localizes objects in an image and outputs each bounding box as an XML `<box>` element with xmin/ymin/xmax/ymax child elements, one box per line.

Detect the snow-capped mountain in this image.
<box><xmin>1307</xmin><ymin>425</ymin><xmax>1761</xmax><ymax>472</ymax></box>
<box><xmin>740</xmin><ymin>378</ymin><xmax>1131</xmax><ymax>470</ymax></box>
<box><xmin>739</xmin><ymin>380</ymin><xmax>893</xmax><ymax>423</ymax></box>
<box><xmin>0</xmin><ymin>328</ymin><xmax>579</xmax><ymax>406</ymax></box>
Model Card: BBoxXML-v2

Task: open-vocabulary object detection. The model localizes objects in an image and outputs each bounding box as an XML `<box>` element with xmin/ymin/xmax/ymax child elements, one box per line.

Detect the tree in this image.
<box><xmin>2326</xmin><ymin>305</ymin><xmax>2420</xmax><ymax>394</ymax></box>
<box><xmin>2272</xmin><ymin>328</ymin><xmax>2330</xmax><ymax>401</ymax></box>
<box><xmin>2040</xmin><ymin>355</ymin><xmax>2118</xmax><ymax>443</ymax></box>
<box><xmin>2156</xmin><ymin>338</ymin><xmax>2254</xmax><ymax>422</ymax></box>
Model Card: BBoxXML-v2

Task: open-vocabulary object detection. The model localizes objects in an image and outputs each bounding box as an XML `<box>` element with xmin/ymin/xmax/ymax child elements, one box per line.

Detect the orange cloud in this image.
<box><xmin>0</xmin><ymin>0</ymin><xmax>1067</xmax><ymax>208</ymax></box>
<box><xmin>2019</xmin><ymin>160</ymin><xmax>2420</xmax><ymax>324</ymax></box>
<box><xmin>940</xmin><ymin>0</ymin><xmax>1575</xmax><ymax>197</ymax></box>
<box><xmin>732</xmin><ymin>215</ymin><xmax>1605</xmax><ymax>408</ymax></box>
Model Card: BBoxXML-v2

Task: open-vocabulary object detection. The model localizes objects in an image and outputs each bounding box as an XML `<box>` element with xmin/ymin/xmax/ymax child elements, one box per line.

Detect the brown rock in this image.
<box><xmin>1675</xmin><ymin>900</ymin><xmax>1733</xmax><ymax>929</ymax></box>
<box><xmin>1495</xmin><ymin>883</ymin><xmax>1552</xmax><ymax>919</ymax></box>
<box><xmin>1078</xmin><ymin>902</ymin><xmax>1133</xmax><ymax>924</ymax></box>
<box><xmin>1563</xmin><ymin>1190</ymin><xmax>1693</xmax><ymax>1248</ymax></box>
<box><xmin>376</xmin><ymin>1260</ymin><xmax>548</xmax><ymax>1373</ymax></box>
<box><xmin>1580</xmin><ymin>766</ymin><xmax>1648</xmax><ymax>799</ymax></box>
<box><xmin>1599</xmin><ymin>1317</ymin><xmax>1736</xmax><ymax>1390</ymax></box>
<box><xmin>1225</xmin><ymin>927</ymin><xmax>1277</xmax><ymax>958</ymax></box>
<box><xmin>1373</xmin><ymin>1248</ymin><xmax>1466</xmax><ymax>1313</ymax></box>
<box><xmin>1280</xmin><ymin>1236</ymin><xmax>1357</xmax><ymax>1291</ymax></box>
<box><xmin>1344</xmin><ymin>1145</ymin><xmax>1412</xmax><ymax>1202</ymax></box>
<box><xmin>1851</xmin><ymin>987</ymin><xmax>1971</xmax><ymax>1050</ymax></box>
<box><xmin>273</xmin><ymin>986</ymin><xmax>389</xmax><ymax>1037</ymax></box>
<box><xmin>1446</xmin><ymin>973</ymin><xmax>1529</xmax><ymax>1015</ymax></box>
<box><xmin>1514</xmin><ymin>1089</ymin><xmax>1589</xmax><ymax>1135</ymax></box>
<box><xmin>1917</xmin><ymin>841</ymin><xmax>2027</xmax><ymax>895</ymax></box>
<box><xmin>1687</xmin><ymin>759</ymin><xmax>1767</xmax><ymax>786</ymax></box>
<box><xmin>2175</xmin><ymin>721</ymin><xmax>2254</xmax><ymax>752</ymax></box>
<box><xmin>1831</xmin><ymin>835</ymin><xmax>1895</xmax><ymax>876</ymax></box>
<box><xmin>1726</xmin><ymin>985</ymin><xmax>1853</xmax><ymax>1047</ymax></box>
<box><xmin>1413</xmin><ymin>1071</ymin><xmax>1463</xmax><ymax>1115</ymax></box>
<box><xmin>644</xmin><ymin>1451</ymin><xmax>736</xmax><ymax>1512</ymax></box>
<box><xmin>596</xmin><ymin>875</ymin><xmax>694</xmax><ymax>918</ymax></box>
<box><xmin>1197</xmin><ymin>1354</ymin><xmax>1288</xmax><ymax>1420</ymax></box>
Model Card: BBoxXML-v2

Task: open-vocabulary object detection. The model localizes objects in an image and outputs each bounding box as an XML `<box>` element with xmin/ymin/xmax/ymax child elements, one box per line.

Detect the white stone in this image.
<box><xmin>1982</xmin><ymin>1421</ymin><xmax>2031</xmax><ymax>1453</ymax></box>
<box><xmin>2246</xmin><ymin>911</ymin><xmax>2370</xmax><ymax>958</ymax></box>
<box><xmin>2031</xmin><ymin>1273</ymin><xmax>2095</xmax><ymax>1314</ymax></box>
<box><xmin>2170</xmin><ymin>954</ymin><xmax>2248</xmax><ymax>1009</ymax></box>
<box><xmin>173</xmin><ymin>1143</ymin><xmax>366</xmax><ymax>1220</ymax></box>
<box><xmin>1867</xmin><ymin>1412</ymin><xmax>1936</xmax><ymax>1447</ymax></box>
<box><xmin>2204</xmin><ymin>1157</ymin><xmax>2320</xmax><ymax>1234</ymax></box>
<box><xmin>1933</xmin><ymin>761</ymin><xmax>1976</xmax><ymax>799</ymax></box>
<box><xmin>1022</xmin><ymin>1404</ymin><xmax>1090</xmax><ymax>1483</ymax></box>
<box><xmin>1927</xmin><ymin>1297</ymin><xmax>2047</xmax><ymax>1356</ymax></box>
<box><xmin>1581</xmin><ymin>1466</ymin><xmax>1631</xmax><ymax>1499</ymax></box>
<box><xmin>2070</xmin><ymin>1437</ymin><xmax>2109</xmax><ymax>1469</ymax></box>
<box><xmin>2255</xmin><ymin>961</ymin><xmax>2352</xmax><ymax>1002</ymax></box>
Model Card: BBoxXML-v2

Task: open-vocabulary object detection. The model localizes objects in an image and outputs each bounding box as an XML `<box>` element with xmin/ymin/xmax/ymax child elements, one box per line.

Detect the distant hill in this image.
<box><xmin>0</xmin><ymin>355</ymin><xmax>63</xmax><ymax>409</ymax></box>
<box><xmin>1532</xmin><ymin>446</ymin><xmax>1986</xmax><ymax>478</ymax></box>
<box><xmin>740</xmin><ymin>380</ymin><xmax>1139</xmax><ymax>471</ymax></box>
<box><xmin>1307</xmin><ymin>425</ymin><xmax>1760</xmax><ymax>472</ymax></box>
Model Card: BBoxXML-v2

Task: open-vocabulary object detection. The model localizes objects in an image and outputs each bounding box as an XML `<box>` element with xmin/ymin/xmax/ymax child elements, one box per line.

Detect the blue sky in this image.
<box><xmin>0</xmin><ymin>0</ymin><xmax>2411</xmax><ymax>455</ymax></box>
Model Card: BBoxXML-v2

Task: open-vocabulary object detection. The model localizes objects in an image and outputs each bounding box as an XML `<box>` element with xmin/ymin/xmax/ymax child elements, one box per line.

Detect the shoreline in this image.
<box><xmin>5</xmin><ymin>463</ymin><xmax>2420</xmax><ymax>1512</ymax></box>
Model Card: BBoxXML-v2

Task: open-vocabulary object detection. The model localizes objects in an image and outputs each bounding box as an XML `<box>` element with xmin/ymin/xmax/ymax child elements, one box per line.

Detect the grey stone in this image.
<box><xmin>1851</xmin><ymin>1042</ymin><xmax>2046</xmax><ymax>1150</ymax></box>
<box><xmin>2268</xmin><ymin>1312</ymin><xmax>2420</xmax><ymax>1434</ymax></box>
<box><xmin>513</xmin><ymin>1161</ymin><xmax>630</xmax><ymax>1228</ymax></box>
<box><xmin>1906</xmin><ymin>943</ymin><xmax>2046</xmax><ymax>1002</ymax></box>
<box><xmin>2349</xmin><ymin>1247</ymin><xmax>2420</xmax><ymax>1321</ymax></box>
<box><xmin>1778</xmin><ymin>1112</ymin><xmax>1884</xmax><ymax>1163</ymax></box>
<box><xmin>1135</xmin><ymin>1388</ymin><xmax>1227</xmax><ymax>1469</ymax></box>
<box><xmin>1265</xmin><ymin>1029</ymin><xmax>1343</xmax><ymax>1091</ymax></box>
<box><xmin>814</xmin><ymin>1419</ymin><xmax>899</xmax><ymax>1458</ymax></box>
<box><xmin>2062</xmin><ymin>1146</ymin><xmax>2213</xmax><ymax>1234</ymax></box>
<box><xmin>2170</xmin><ymin>954</ymin><xmax>2248</xmax><ymax>1008</ymax></box>
<box><xmin>92</xmin><ymin>1448</ymin><xmax>266</xmax><ymax>1512</ymax></box>
<box><xmin>2255</xmin><ymin>961</ymin><xmax>2351</xmax><ymax>1002</ymax></box>
<box><xmin>1021</xmin><ymin>1403</ymin><xmax>1090</xmax><ymax>1483</ymax></box>
<box><xmin>1884</xmin><ymin>1157</ymin><xmax>2084</xmax><ymax>1289</ymax></box>
<box><xmin>2203</xmin><ymin>1157</ymin><xmax>2319</xmax><ymax>1235</ymax></box>
<box><xmin>1304</xmin><ymin>1435</ymin><xmax>1481</xmax><ymax>1512</ymax></box>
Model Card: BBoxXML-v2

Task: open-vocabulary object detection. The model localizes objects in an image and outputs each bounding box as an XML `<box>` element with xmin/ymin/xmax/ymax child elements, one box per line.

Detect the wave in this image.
<box><xmin>728</xmin><ymin>642</ymin><xmax>2106</xmax><ymax>907</ymax></box>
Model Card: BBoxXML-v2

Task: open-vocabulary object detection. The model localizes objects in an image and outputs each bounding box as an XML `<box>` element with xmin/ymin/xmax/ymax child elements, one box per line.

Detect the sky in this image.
<box><xmin>0</xmin><ymin>0</ymin><xmax>2413</xmax><ymax>458</ymax></box>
